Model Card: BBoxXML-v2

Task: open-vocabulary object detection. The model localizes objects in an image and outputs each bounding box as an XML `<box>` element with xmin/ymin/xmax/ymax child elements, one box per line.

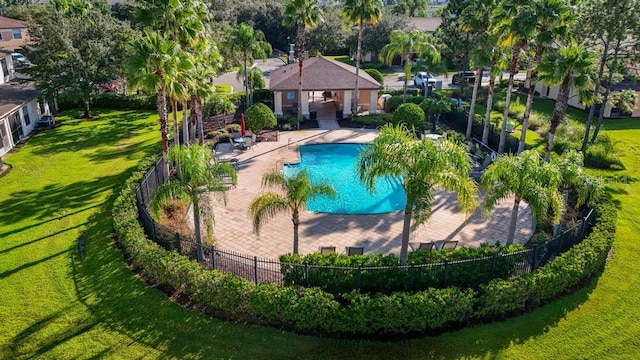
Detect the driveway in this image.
<box><xmin>212</xmin><ymin>58</ymin><xmax>286</xmax><ymax>93</ymax></box>
<box><xmin>382</xmin><ymin>69</ymin><xmax>528</xmax><ymax>91</ymax></box>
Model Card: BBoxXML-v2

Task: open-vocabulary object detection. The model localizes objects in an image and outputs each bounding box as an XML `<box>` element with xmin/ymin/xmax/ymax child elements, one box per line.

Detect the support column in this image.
<box><xmin>301</xmin><ymin>91</ymin><xmax>309</xmax><ymax>116</ymax></box>
<box><xmin>343</xmin><ymin>91</ymin><xmax>352</xmax><ymax>116</ymax></box>
<box><xmin>369</xmin><ymin>90</ymin><xmax>378</xmax><ymax>114</ymax></box>
<box><xmin>274</xmin><ymin>91</ymin><xmax>283</xmax><ymax>116</ymax></box>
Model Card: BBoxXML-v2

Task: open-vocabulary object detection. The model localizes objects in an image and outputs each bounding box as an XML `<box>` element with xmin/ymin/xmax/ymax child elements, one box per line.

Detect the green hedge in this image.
<box><xmin>278</xmin><ymin>244</ymin><xmax>525</xmax><ymax>294</ymax></box>
<box><xmin>112</xmin><ymin>158</ymin><xmax>616</xmax><ymax>335</ymax></box>
<box><xmin>58</xmin><ymin>92</ymin><xmax>157</xmax><ymax>111</ymax></box>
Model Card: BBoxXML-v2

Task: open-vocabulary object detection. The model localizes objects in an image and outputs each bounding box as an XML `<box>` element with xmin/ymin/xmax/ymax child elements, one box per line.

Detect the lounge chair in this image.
<box><xmin>409</xmin><ymin>242</ymin><xmax>435</xmax><ymax>251</ymax></box>
<box><xmin>440</xmin><ymin>241</ymin><xmax>458</xmax><ymax>251</ymax></box>
<box><xmin>319</xmin><ymin>246</ymin><xmax>336</xmax><ymax>255</ymax></box>
<box><xmin>346</xmin><ymin>246</ymin><xmax>364</xmax><ymax>256</ymax></box>
<box><xmin>470</xmin><ymin>156</ymin><xmax>493</xmax><ymax>181</ymax></box>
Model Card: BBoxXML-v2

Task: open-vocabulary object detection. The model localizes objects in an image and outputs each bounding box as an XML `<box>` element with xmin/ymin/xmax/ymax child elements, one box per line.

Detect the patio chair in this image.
<box><xmin>319</xmin><ymin>246</ymin><xmax>336</xmax><ymax>255</ymax></box>
<box><xmin>417</xmin><ymin>242</ymin><xmax>436</xmax><ymax>251</ymax></box>
<box><xmin>346</xmin><ymin>246</ymin><xmax>364</xmax><ymax>256</ymax></box>
<box><xmin>440</xmin><ymin>241</ymin><xmax>458</xmax><ymax>251</ymax></box>
<box><xmin>470</xmin><ymin>155</ymin><xmax>493</xmax><ymax>181</ymax></box>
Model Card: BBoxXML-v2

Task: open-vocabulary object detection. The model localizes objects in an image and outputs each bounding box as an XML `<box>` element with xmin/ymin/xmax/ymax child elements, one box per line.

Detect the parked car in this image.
<box><xmin>11</xmin><ymin>53</ymin><xmax>30</xmax><ymax>67</ymax></box>
<box><xmin>451</xmin><ymin>98</ymin><xmax>467</xmax><ymax>108</ymax></box>
<box><xmin>37</xmin><ymin>114</ymin><xmax>56</xmax><ymax>130</ymax></box>
<box><xmin>452</xmin><ymin>71</ymin><xmax>476</xmax><ymax>85</ymax></box>
<box><xmin>413</xmin><ymin>72</ymin><xmax>437</xmax><ymax>88</ymax></box>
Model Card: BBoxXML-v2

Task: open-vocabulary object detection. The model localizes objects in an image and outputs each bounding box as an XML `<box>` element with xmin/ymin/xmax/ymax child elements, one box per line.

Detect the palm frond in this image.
<box><xmin>249</xmin><ymin>192</ymin><xmax>290</xmax><ymax>234</ymax></box>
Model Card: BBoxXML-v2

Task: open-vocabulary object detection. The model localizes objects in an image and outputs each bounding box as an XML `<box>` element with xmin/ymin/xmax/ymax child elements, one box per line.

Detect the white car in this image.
<box><xmin>413</xmin><ymin>72</ymin><xmax>437</xmax><ymax>88</ymax></box>
<box><xmin>11</xmin><ymin>53</ymin><xmax>30</xmax><ymax>67</ymax></box>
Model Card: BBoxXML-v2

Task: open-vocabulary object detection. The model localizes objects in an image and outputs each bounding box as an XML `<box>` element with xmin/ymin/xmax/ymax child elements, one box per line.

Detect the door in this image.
<box><xmin>8</xmin><ymin>112</ymin><xmax>23</xmax><ymax>145</ymax></box>
<box><xmin>0</xmin><ymin>120</ymin><xmax>10</xmax><ymax>153</ymax></box>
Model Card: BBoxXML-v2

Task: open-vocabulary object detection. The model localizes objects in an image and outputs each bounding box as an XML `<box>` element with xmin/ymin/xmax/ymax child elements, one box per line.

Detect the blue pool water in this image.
<box><xmin>283</xmin><ymin>143</ymin><xmax>406</xmax><ymax>214</ymax></box>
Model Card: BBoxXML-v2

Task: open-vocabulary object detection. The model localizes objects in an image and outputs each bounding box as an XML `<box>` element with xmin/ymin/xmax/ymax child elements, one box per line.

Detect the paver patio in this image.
<box><xmin>206</xmin><ymin>129</ymin><xmax>533</xmax><ymax>259</ymax></box>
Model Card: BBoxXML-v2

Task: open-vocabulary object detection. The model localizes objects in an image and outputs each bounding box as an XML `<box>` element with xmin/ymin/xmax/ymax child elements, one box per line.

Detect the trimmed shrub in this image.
<box><xmin>58</xmin><ymin>92</ymin><xmax>157</xmax><ymax>111</ymax></box>
<box><xmin>361</xmin><ymin>62</ymin><xmax>390</xmax><ymax>71</ymax></box>
<box><xmin>393</xmin><ymin>103</ymin><xmax>426</xmax><ymax>131</ymax></box>
<box><xmin>353</xmin><ymin>113</ymin><xmax>393</xmax><ymax>128</ymax></box>
<box><xmin>364</xmin><ymin>68</ymin><xmax>384</xmax><ymax>85</ymax></box>
<box><xmin>225</xmin><ymin>124</ymin><xmax>241</xmax><ymax>133</ymax></box>
<box><xmin>245</xmin><ymin>103</ymin><xmax>277</xmax><ymax>134</ymax></box>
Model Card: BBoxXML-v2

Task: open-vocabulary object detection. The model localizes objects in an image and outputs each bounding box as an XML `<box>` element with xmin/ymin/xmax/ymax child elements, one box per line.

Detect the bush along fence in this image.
<box><xmin>135</xmin><ymin>158</ymin><xmax>596</xmax><ymax>295</ymax></box>
<box><xmin>113</xmin><ymin>156</ymin><xmax>616</xmax><ymax>336</ymax></box>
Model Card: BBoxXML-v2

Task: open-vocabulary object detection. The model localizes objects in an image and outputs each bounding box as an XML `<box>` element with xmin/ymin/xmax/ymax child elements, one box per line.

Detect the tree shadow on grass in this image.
<box><xmin>60</xmin><ymin>194</ymin><xmax>601</xmax><ymax>359</ymax></box>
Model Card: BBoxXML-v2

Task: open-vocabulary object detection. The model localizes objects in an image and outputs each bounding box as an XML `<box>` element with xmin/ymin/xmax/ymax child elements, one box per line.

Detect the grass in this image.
<box><xmin>214</xmin><ymin>83</ymin><xmax>233</xmax><ymax>93</ymax></box>
<box><xmin>1</xmin><ymin>108</ymin><xmax>639</xmax><ymax>358</ymax></box>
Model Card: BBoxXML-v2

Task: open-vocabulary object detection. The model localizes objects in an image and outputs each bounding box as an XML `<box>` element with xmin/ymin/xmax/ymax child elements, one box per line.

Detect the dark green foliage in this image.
<box><xmin>393</xmin><ymin>103</ymin><xmax>426</xmax><ymax>131</ymax></box>
<box><xmin>244</xmin><ymin>103</ymin><xmax>277</xmax><ymax>134</ymax></box>
<box><xmin>112</xmin><ymin>157</ymin><xmax>615</xmax><ymax>335</ymax></box>
<box><xmin>477</xmin><ymin>203</ymin><xmax>616</xmax><ymax>317</ymax></box>
<box><xmin>441</xmin><ymin>109</ymin><xmax>519</xmax><ymax>153</ymax></box>
<box><xmin>384</xmin><ymin>95</ymin><xmax>424</xmax><ymax>113</ymax></box>
<box><xmin>584</xmin><ymin>135</ymin><xmax>624</xmax><ymax>169</ymax></box>
<box><xmin>253</xmin><ymin>89</ymin><xmax>273</xmax><ymax>103</ymax></box>
<box><xmin>279</xmin><ymin>243</ymin><xmax>525</xmax><ymax>294</ymax></box>
<box><xmin>225</xmin><ymin>124</ymin><xmax>242</xmax><ymax>133</ymax></box>
<box><xmin>364</xmin><ymin>68</ymin><xmax>384</xmax><ymax>85</ymax></box>
<box><xmin>353</xmin><ymin>113</ymin><xmax>394</xmax><ymax>128</ymax></box>
<box><xmin>58</xmin><ymin>93</ymin><xmax>157</xmax><ymax>111</ymax></box>
<box><xmin>362</xmin><ymin>62</ymin><xmax>391</xmax><ymax>72</ymax></box>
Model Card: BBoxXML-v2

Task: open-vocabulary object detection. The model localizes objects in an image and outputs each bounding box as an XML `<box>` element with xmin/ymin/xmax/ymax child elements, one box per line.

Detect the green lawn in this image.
<box><xmin>1</xmin><ymin>109</ymin><xmax>639</xmax><ymax>358</ymax></box>
<box><xmin>214</xmin><ymin>83</ymin><xmax>233</xmax><ymax>93</ymax></box>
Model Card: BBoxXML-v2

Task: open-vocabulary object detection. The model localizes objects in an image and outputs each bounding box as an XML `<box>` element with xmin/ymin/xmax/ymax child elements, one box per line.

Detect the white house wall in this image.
<box><xmin>0</xmin><ymin>98</ymin><xmax>41</xmax><ymax>157</ymax></box>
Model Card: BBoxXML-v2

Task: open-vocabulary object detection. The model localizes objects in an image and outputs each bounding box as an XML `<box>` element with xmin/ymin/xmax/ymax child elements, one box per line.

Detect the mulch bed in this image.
<box><xmin>337</xmin><ymin>119</ymin><xmax>377</xmax><ymax>129</ymax></box>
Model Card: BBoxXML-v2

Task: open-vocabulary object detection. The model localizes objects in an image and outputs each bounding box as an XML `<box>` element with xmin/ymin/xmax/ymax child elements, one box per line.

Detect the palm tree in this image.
<box><xmin>166</xmin><ymin>69</ymin><xmax>189</xmax><ymax>145</ymax></box>
<box><xmin>151</xmin><ymin>145</ymin><xmax>237</xmax><ymax>262</ymax></box>
<box><xmin>358</xmin><ymin>124</ymin><xmax>477</xmax><ymax>264</ymax></box>
<box><xmin>551</xmin><ymin>150</ymin><xmax>603</xmax><ymax>236</ymax></box>
<box><xmin>343</xmin><ymin>0</ymin><xmax>383</xmax><ymax>117</ymax></box>
<box><xmin>127</xmin><ymin>30</ymin><xmax>190</xmax><ymax>178</ymax></box>
<box><xmin>250</xmin><ymin>170</ymin><xmax>336</xmax><ymax>254</ymax></box>
<box><xmin>493</xmin><ymin>0</ymin><xmax>538</xmax><ymax>154</ymax></box>
<box><xmin>421</xmin><ymin>97</ymin><xmax>451</xmax><ymax>134</ymax></box>
<box><xmin>133</xmin><ymin>0</ymin><xmax>207</xmax><ymax>47</ymax></box>
<box><xmin>481</xmin><ymin>150</ymin><xmax>563</xmax><ymax>245</ymax></box>
<box><xmin>459</xmin><ymin>0</ymin><xmax>497</xmax><ymax>140</ymax></box>
<box><xmin>223</xmin><ymin>24</ymin><xmax>272</xmax><ymax>109</ymax></box>
<box><xmin>380</xmin><ymin>29</ymin><xmax>439</xmax><ymax>101</ymax></box>
<box><xmin>537</xmin><ymin>45</ymin><xmax>596</xmax><ymax>160</ymax></box>
<box><xmin>517</xmin><ymin>0</ymin><xmax>574</xmax><ymax>153</ymax></box>
<box><xmin>482</xmin><ymin>44</ymin><xmax>508</xmax><ymax>146</ymax></box>
<box><xmin>283</xmin><ymin>0</ymin><xmax>323</xmax><ymax>128</ymax></box>
<box><xmin>188</xmin><ymin>36</ymin><xmax>222</xmax><ymax>144</ymax></box>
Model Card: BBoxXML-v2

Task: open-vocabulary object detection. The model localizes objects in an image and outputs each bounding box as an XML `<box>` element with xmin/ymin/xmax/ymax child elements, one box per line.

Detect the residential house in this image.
<box><xmin>0</xmin><ymin>51</ymin><xmax>49</xmax><ymax>157</ymax></box>
<box><xmin>535</xmin><ymin>79</ymin><xmax>640</xmax><ymax>118</ymax></box>
<box><xmin>0</xmin><ymin>15</ymin><xmax>28</xmax><ymax>52</ymax></box>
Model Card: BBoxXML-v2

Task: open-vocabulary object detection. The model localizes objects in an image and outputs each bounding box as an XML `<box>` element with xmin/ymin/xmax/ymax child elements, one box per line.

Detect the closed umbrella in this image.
<box><xmin>240</xmin><ymin>113</ymin><xmax>246</xmax><ymax>137</ymax></box>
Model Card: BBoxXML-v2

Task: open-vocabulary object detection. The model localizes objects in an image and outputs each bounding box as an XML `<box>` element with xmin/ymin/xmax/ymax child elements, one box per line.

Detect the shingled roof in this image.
<box><xmin>269</xmin><ymin>56</ymin><xmax>382</xmax><ymax>91</ymax></box>
<box><xmin>0</xmin><ymin>16</ymin><xmax>26</xmax><ymax>30</ymax></box>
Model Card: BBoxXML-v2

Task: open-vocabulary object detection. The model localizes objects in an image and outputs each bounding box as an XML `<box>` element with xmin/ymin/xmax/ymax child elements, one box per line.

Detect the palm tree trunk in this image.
<box><xmin>519</xmin><ymin>46</ymin><xmax>544</xmax><ymax>153</ymax></box>
<box><xmin>292</xmin><ymin>210</ymin><xmax>300</xmax><ymax>254</ymax></box>
<box><xmin>403</xmin><ymin>59</ymin><xmax>410</xmax><ymax>102</ymax></box>
<box><xmin>545</xmin><ymin>77</ymin><xmax>571</xmax><ymax>161</ymax></box>
<box><xmin>506</xmin><ymin>195</ymin><xmax>521</xmax><ymax>245</ymax></box>
<box><xmin>582</xmin><ymin>40</ymin><xmax>608</xmax><ymax>152</ymax></box>
<box><xmin>190</xmin><ymin>95</ymin><xmax>197</xmax><ymax>144</ymax></box>
<box><xmin>466</xmin><ymin>67</ymin><xmax>482</xmax><ymax>140</ymax></box>
<box><xmin>243</xmin><ymin>54</ymin><xmax>249</xmax><ymax>110</ymax></box>
<box><xmin>172</xmin><ymin>98</ymin><xmax>179</xmax><ymax>146</ymax></box>
<box><xmin>591</xmin><ymin>41</ymin><xmax>619</xmax><ymax>144</ymax></box>
<box><xmin>553</xmin><ymin>185</ymin><xmax>569</xmax><ymax>237</ymax></box>
<box><xmin>83</xmin><ymin>100</ymin><xmax>90</xmax><ymax>119</ymax></box>
<box><xmin>193</xmin><ymin>197</ymin><xmax>204</xmax><ymax>262</ymax></box>
<box><xmin>498</xmin><ymin>46</ymin><xmax>520</xmax><ymax>154</ymax></box>
<box><xmin>482</xmin><ymin>74</ymin><xmax>496</xmax><ymax>145</ymax></box>
<box><xmin>297</xmin><ymin>23</ymin><xmax>305</xmax><ymax>129</ymax></box>
<box><xmin>157</xmin><ymin>85</ymin><xmax>170</xmax><ymax>178</ymax></box>
<box><xmin>197</xmin><ymin>98</ymin><xmax>204</xmax><ymax>144</ymax></box>
<box><xmin>354</xmin><ymin>21</ymin><xmax>363</xmax><ymax>117</ymax></box>
<box><xmin>182</xmin><ymin>99</ymin><xmax>189</xmax><ymax>145</ymax></box>
<box><xmin>399</xmin><ymin>202</ymin><xmax>412</xmax><ymax>265</ymax></box>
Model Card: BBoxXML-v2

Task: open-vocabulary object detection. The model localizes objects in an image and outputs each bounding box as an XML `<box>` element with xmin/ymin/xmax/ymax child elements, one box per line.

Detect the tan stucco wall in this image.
<box><xmin>0</xmin><ymin>28</ymin><xmax>28</xmax><ymax>51</ymax></box>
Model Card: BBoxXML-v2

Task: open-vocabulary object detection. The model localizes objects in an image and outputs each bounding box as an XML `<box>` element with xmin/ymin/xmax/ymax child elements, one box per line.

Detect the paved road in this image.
<box><xmin>212</xmin><ymin>58</ymin><xmax>286</xmax><ymax>93</ymax></box>
<box><xmin>382</xmin><ymin>70</ymin><xmax>528</xmax><ymax>91</ymax></box>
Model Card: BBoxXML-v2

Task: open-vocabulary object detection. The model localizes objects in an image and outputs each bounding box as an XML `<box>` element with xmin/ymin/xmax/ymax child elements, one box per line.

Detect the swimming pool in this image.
<box><xmin>283</xmin><ymin>143</ymin><xmax>406</xmax><ymax>214</ymax></box>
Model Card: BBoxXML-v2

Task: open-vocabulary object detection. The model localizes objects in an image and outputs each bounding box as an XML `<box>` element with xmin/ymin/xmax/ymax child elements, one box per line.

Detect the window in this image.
<box><xmin>23</xmin><ymin>107</ymin><xmax>30</xmax><ymax>126</ymax></box>
<box><xmin>12</xmin><ymin>29</ymin><xmax>22</xmax><ymax>40</ymax></box>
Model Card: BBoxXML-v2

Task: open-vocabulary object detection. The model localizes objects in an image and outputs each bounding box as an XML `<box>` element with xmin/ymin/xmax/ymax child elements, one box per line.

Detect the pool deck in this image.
<box><xmin>206</xmin><ymin>129</ymin><xmax>533</xmax><ymax>259</ymax></box>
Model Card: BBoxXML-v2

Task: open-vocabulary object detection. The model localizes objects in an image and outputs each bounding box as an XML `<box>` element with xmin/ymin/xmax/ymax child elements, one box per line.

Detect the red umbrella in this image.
<box><xmin>240</xmin><ymin>113</ymin><xmax>246</xmax><ymax>137</ymax></box>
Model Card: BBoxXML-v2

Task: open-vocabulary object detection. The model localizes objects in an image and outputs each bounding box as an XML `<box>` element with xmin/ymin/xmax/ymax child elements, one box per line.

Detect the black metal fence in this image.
<box><xmin>135</xmin><ymin>157</ymin><xmax>596</xmax><ymax>293</ymax></box>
